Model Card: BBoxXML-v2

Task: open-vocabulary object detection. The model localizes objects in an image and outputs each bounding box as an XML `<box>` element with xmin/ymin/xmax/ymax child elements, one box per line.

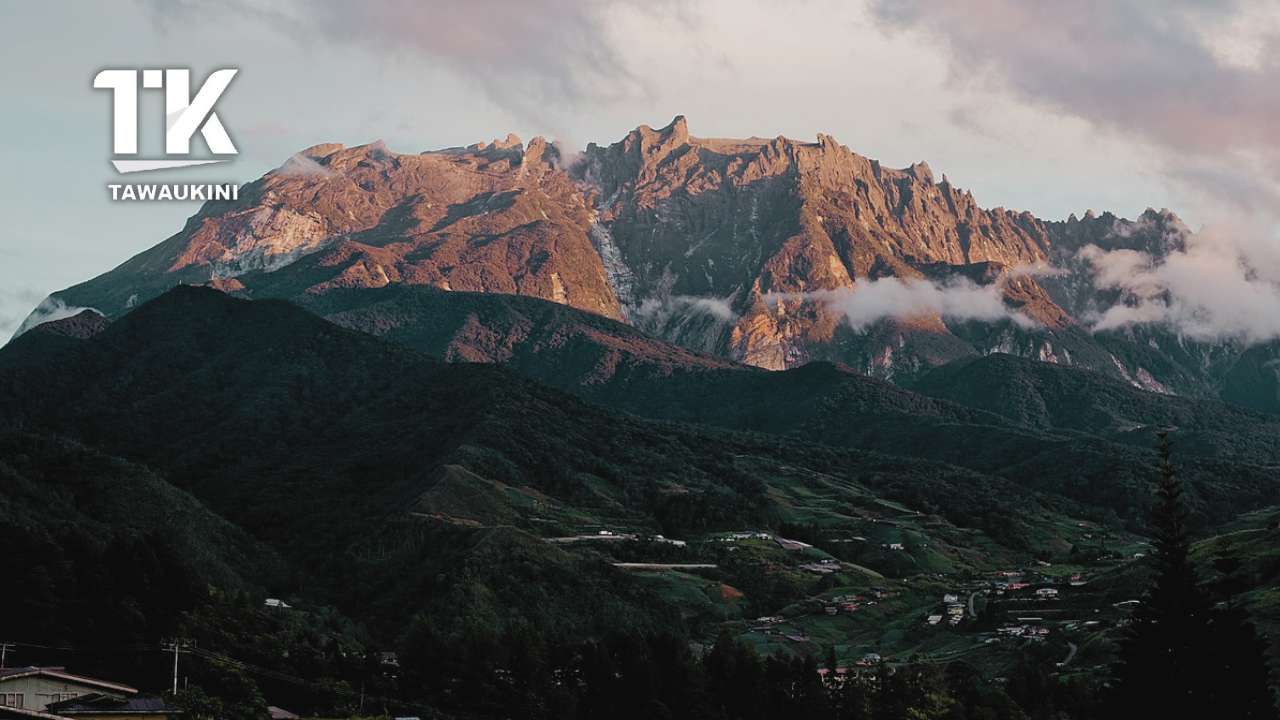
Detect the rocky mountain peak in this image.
<box><xmin>33</xmin><ymin>115</ymin><xmax>1226</xmax><ymax>392</ymax></box>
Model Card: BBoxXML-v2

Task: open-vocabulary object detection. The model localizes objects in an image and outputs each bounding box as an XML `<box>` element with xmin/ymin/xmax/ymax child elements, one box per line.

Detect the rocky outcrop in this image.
<box><xmin>54</xmin><ymin>137</ymin><xmax>624</xmax><ymax>322</ymax></box>
<box><xmin>576</xmin><ymin>116</ymin><xmax>1064</xmax><ymax>372</ymax></box>
<box><xmin>30</xmin><ymin>116</ymin><xmax>1249</xmax><ymax>398</ymax></box>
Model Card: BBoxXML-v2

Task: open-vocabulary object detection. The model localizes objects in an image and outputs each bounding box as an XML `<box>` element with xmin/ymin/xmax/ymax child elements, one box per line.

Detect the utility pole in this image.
<box><xmin>161</xmin><ymin>640</ymin><xmax>192</xmax><ymax>695</ymax></box>
<box><xmin>0</xmin><ymin>642</ymin><xmax>13</xmax><ymax>669</ymax></box>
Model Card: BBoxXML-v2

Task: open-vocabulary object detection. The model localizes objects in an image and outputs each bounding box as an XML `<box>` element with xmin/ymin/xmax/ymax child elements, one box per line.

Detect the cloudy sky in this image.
<box><xmin>1</xmin><ymin>0</ymin><xmax>1278</xmax><ymax>338</ymax></box>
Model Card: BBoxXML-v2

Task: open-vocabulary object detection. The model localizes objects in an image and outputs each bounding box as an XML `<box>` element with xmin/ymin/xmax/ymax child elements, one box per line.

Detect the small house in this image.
<box><xmin>0</xmin><ymin>668</ymin><xmax>136</xmax><ymax>712</ymax></box>
<box><xmin>49</xmin><ymin>695</ymin><xmax>179</xmax><ymax>720</ymax></box>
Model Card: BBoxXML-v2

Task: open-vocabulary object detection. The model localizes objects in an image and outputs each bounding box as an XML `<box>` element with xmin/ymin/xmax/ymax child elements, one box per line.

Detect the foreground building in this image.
<box><xmin>0</xmin><ymin>669</ymin><xmax>175</xmax><ymax>720</ymax></box>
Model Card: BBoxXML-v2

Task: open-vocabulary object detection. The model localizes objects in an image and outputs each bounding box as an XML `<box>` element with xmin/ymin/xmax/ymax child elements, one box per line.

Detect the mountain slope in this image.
<box><xmin>0</xmin><ymin>286</ymin><xmax>1093</xmax><ymax>627</ymax></box>
<box><xmin>45</xmin><ymin>137</ymin><xmax>622</xmax><ymax>323</ymax></box>
<box><xmin>0</xmin><ymin>431</ymin><xmax>280</xmax><ymax>642</ymax></box>
<box><xmin>279</xmin><ymin>286</ymin><xmax>1280</xmax><ymax>529</ymax></box>
<box><xmin>912</xmin><ymin>352</ymin><xmax>1280</xmax><ymax>447</ymax></box>
<box><xmin>23</xmin><ymin>117</ymin><xmax>1264</xmax><ymax>402</ymax></box>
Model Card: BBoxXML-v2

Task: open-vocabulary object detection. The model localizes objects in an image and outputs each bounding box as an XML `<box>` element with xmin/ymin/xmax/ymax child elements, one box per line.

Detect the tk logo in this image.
<box><xmin>94</xmin><ymin>68</ymin><xmax>238</xmax><ymax>174</ymax></box>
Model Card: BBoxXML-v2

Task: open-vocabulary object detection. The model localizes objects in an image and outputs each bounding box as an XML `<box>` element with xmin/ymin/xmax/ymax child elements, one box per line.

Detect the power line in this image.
<box><xmin>2</xmin><ymin>640</ymin><xmax>155</xmax><ymax>653</ymax></box>
<box><xmin>0</xmin><ymin>638</ymin><xmax>434</xmax><ymax>717</ymax></box>
<box><xmin>184</xmin><ymin>647</ymin><xmax>433</xmax><ymax>716</ymax></box>
<box><xmin>161</xmin><ymin>639</ymin><xmax>194</xmax><ymax>696</ymax></box>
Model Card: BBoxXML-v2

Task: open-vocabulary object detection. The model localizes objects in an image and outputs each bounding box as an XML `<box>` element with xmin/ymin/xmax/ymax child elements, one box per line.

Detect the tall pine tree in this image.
<box><xmin>1106</xmin><ymin>432</ymin><xmax>1277</xmax><ymax>718</ymax></box>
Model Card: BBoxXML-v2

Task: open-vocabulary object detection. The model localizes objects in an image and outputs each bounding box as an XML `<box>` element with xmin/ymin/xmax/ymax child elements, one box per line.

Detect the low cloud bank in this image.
<box><xmin>1078</xmin><ymin>224</ymin><xmax>1280</xmax><ymax>344</ymax></box>
<box><xmin>768</xmin><ymin>276</ymin><xmax>1036</xmax><ymax>331</ymax></box>
<box><xmin>10</xmin><ymin>296</ymin><xmax>100</xmax><ymax>341</ymax></box>
<box><xmin>275</xmin><ymin>154</ymin><xmax>337</xmax><ymax>179</ymax></box>
<box><xmin>635</xmin><ymin>294</ymin><xmax>738</xmax><ymax>323</ymax></box>
<box><xmin>0</xmin><ymin>287</ymin><xmax>49</xmax><ymax>342</ymax></box>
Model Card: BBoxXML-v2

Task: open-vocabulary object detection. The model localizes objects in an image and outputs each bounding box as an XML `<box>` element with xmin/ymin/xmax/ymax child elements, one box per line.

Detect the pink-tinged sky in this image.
<box><xmin>1</xmin><ymin>0</ymin><xmax>1278</xmax><ymax>337</ymax></box>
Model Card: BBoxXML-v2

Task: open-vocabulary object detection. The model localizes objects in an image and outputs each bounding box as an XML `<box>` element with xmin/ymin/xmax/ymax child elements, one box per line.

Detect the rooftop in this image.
<box><xmin>0</xmin><ymin>669</ymin><xmax>136</xmax><ymax>696</ymax></box>
<box><xmin>48</xmin><ymin>694</ymin><xmax>174</xmax><ymax>715</ymax></box>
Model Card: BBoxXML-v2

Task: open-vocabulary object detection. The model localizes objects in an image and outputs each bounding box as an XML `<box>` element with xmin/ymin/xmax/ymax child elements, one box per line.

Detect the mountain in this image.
<box><xmin>0</xmin><ymin>309</ymin><xmax>109</xmax><ymax>370</ymax></box>
<box><xmin>576</xmin><ymin>117</ymin><xmax>1064</xmax><ymax>367</ymax></box>
<box><xmin>6</xmin><ymin>285</ymin><xmax>1278</xmax><ymax>717</ymax></box>
<box><xmin>304</xmin><ymin>286</ymin><xmax>1279</xmax><ymax>529</ymax></box>
<box><xmin>42</xmin><ymin>136</ymin><xmax>622</xmax><ymax>321</ymax></box>
<box><xmin>0</xmin><ymin>430</ymin><xmax>279</xmax><ymax>642</ymax></box>
<box><xmin>295</xmin><ymin>284</ymin><xmax>738</xmax><ymax>392</ymax></box>
<box><xmin>0</xmin><ymin>286</ymin><xmax>1095</xmax><ymax>629</ymax></box>
<box><xmin>911</xmin><ymin>352</ymin><xmax>1275</xmax><ymax>443</ymax></box>
<box><xmin>1220</xmin><ymin>344</ymin><xmax>1280</xmax><ymax>415</ymax></box>
<box><xmin>25</xmin><ymin>116</ymin><xmax>1277</xmax><ymax>406</ymax></box>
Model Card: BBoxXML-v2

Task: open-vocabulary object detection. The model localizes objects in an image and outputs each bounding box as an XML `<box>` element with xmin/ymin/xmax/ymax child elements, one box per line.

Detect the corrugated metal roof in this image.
<box><xmin>0</xmin><ymin>669</ymin><xmax>136</xmax><ymax>695</ymax></box>
<box><xmin>50</xmin><ymin>696</ymin><xmax>173</xmax><ymax>714</ymax></box>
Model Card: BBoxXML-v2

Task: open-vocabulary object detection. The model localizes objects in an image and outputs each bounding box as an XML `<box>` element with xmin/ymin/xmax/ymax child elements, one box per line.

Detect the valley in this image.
<box><xmin>5</xmin><ymin>119</ymin><xmax>1279</xmax><ymax>719</ymax></box>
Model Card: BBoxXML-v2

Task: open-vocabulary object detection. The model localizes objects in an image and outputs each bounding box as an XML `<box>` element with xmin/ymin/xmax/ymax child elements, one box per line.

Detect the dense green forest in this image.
<box><xmin>2</xmin><ymin>287</ymin><xmax>1276</xmax><ymax>719</ymax></box>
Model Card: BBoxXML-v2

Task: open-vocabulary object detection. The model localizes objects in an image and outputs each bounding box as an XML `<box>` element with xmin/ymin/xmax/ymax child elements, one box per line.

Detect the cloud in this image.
<box><xmin>142</xmin><ymin>0</ymin><xmax>676</xmax><ymax>121</ymax></box>
<box><xmin>871</xmin><ymin>1</ymin><xmax>1280</xmax><ymax>158</ymax></box>
<box><xmin>1077</xmin><ymin>223</ymin><xmax>1280</xmax><ymax>344</ymax></box>
<box><xmin>0</xmin><ymin>287</ymin><xmax>49</xmax><ymax>341</ymax></box>
<box><xmin>7</xmin><ymin>295</ymin><xmax>99</xmax><ymax>342</ymax></box>
<box><xmin>548</xmin><ymin>140</ymin><xmax>585</xmax><ymax>172</ymax></box>
<box><xmin>769</xmin><ymin>277</ymin><xmax>1037</xmax><ymax>331</ymax></box>
<box><xmin>870</xmin><ymin>0</ymin><xmax>1280</xmax><ymax>212</ymax></box>
<box><xmin>274</xmin><ymin>153</ymin><xmax>337</xmax><ymax>179</ymax></box>
<box><xmin>636</xmin><ymin>294</ymin><xmax>738</xmax><ymax>323</ymax></box>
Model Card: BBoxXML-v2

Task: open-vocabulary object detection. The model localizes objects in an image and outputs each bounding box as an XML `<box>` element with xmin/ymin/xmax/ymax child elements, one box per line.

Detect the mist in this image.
<box><xmin>768</xmin><ymin>277</ymin><xmax>1037</xmax><ymax>331</ymax></box>
<box><xmin>9</xmin><ymin>296</ymin><xmax>101</xmax><ymax>342</ymax></box>
<box><xmin>1079</xmin><ymin>223</ymin><xmax>1280</xmax><ymax>344</ymax></box>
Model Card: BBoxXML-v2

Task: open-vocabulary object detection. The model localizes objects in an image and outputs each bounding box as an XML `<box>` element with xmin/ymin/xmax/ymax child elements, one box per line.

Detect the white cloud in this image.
<box><xmin>274</xmin><ymin>153</ymin><xmax>337</xmax><ymax>179</ymax></box>
<box><xmin>871</xmin><ymin>0</ymin><xmax>1280</xmax><ymax>222</ymax></box>
<box><xmin>9</xmin><ymin>296</ymin><xmax>100</xmax><ymax>342</ymax></box>
<box><xmin>1078</xmin><ymin>224</ymin><xmax>1280</xmax><ymax>344</ymax></box>
<box><xmin>636</xmin><ymin>294</ymin><xmax>739</xmax><ymax>323</ymax></box>
<box><xmin>0</xmin><ymin>287</ymin><xmax>48</xmax><ymax>341</ymax></box>
<box><xmin>769</xmin><ymin>277</ymin><xmax>1037</xmax><ymax>331</ymax></box>
<box><xmin>143</xmin><ymin>0</ymin><xmax>671</xmax><ymax>124</ymax></box>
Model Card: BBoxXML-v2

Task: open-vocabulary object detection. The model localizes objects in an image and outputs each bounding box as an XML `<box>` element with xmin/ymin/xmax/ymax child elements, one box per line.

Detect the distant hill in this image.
<box><xmin>911</xmin><ymin>353</ymin><xmax>1280</xmax><ymax>461</ymax></box>
<box><xmin>0</xmin><ymin>431</ymin><xmax>279</xmax><ymax>642</ymax></box>
<box><xmin>0</xmin><ymin>286</ymin><xmax>1082</xmax><ymax>635</ymax></box>
<box><xmin>22</xmin><ymin>117</ymin><xmax>1277</xmax><ymax>404</ymax></box>
<box><xmin>297</xmin><ymin>286</ymin><xmax>1280</xmax><ymax>529</ymax></box>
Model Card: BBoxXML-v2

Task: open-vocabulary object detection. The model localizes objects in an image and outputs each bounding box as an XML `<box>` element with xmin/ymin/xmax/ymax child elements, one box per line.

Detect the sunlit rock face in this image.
<box><xmin>34</xmin><ymin>116</ymin><xmax>1265</xmax><ymax>396</ymax></box>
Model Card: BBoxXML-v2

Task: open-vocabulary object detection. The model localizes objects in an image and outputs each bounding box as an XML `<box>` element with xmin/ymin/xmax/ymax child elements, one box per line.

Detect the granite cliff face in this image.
<box><xmin>58</xmin><ymin>135</ymin><xmax>623</xmax><ymax>322</ymax></box>
<box><xmin>575</xmin><ymin>116</ymin><xmax>1069</xmax><ymax>372</ymax></box>
<box><xmin>29</xmin><ymin>116</ymin><xmax>1267</xmax><ymax>399</ymax></box>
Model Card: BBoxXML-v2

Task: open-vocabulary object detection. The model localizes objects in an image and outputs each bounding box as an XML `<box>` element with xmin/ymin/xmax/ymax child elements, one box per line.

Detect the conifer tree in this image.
<box><xmin>1106</xmin><ymin>432</ymin><xmax>1277</xmax><ymax>718</ymax></box>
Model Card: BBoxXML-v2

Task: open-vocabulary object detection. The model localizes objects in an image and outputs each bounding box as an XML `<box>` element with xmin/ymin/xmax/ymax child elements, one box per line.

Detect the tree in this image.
<box><xmin>1105</xmin><ymin>433</ymin><xmax>1277</xmax><ymax>719</ymax></box>
<box><xmin>704</xmin><ymin>632</ymin><xmax>764</xmax><ymax>720</ymax></box>
<box><xmin>168</xmin><ymin>686</ymin><xmax>223</xmax><ymax>720</ymax></box>
<box><xmin>1201</xmin><ymin>599</ymin><xmax>1278</xmax><ymax>719</ymax></box>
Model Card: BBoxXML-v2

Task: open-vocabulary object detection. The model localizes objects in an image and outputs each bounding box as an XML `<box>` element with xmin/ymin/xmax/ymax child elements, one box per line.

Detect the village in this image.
<box><xmin>0</xmin><ymin>665</ymin><xmax>215</xmax><ymax>720</ymax></box>
<box><xmin>0</xmin><ymin>518</ymin><xmax>1141</xmax><ymax>718</ymax></box>
<box><xmin>540</xmin><ymin>515</ymin><xmax>1147</xmax><ymax>684</ymax></box>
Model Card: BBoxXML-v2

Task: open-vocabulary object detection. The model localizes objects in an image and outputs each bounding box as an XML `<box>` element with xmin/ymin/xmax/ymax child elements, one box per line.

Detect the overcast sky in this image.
<box><xmin>2</xmin><ymin>0</ymin><xmax>1278</xmax><ymax>337</ymax></box>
